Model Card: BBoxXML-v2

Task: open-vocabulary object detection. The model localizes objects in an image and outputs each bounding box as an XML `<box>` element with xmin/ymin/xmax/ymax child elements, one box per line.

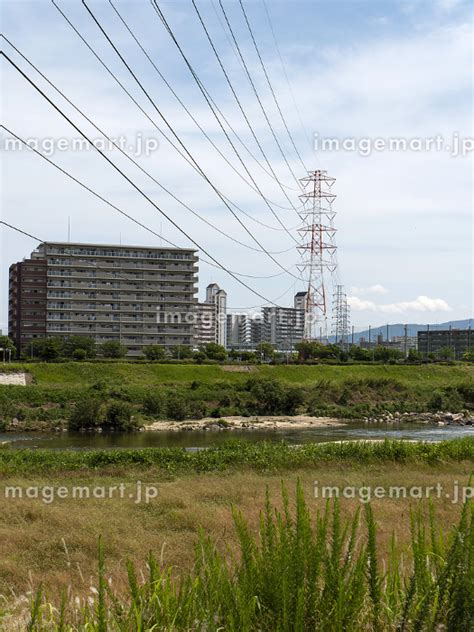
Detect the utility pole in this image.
<box><xmin>404</xmin><ymin>324</ymin><xmax>408</xmax><ymax>358</ymax></box>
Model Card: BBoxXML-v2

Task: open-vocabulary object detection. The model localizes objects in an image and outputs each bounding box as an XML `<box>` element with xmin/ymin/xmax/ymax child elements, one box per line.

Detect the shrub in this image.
<box><xmin>103</xmin><ymin>401</ymin><xmax>137</xmax><ymax>431</ymax></box>
<box><xmin>62</xmin><ymin>336</ymin><xmax>96</xmax><ymax>359</ymax></box>
<box><xmin>143</xmin><ymin>345</ymin><xmax>166</xmax><ymax>361</ymax></box>
<box><xmin>101</xmin><ymin>341</ymin><xmax>127</xmax><ymax>359</ymax></box>
<box><xmin>142</xmin><ymin>391</ymin><xmax>166</xmax><ymax>416</ymax></box>
<box><xmin>68</xmin><ymin>397</ymin><xmax>103</xmax><ymax>431</ymax></box>
<box><xmin>246</xmin><ymin>377</ymin><xmax>304</xmax><ymax>415</ymax></box>
<box><xmin>166</xmin><ymin>394</ymin><xmax>189</xmax><ymax>421</ymax></box>
<box><xmin>72</xmin><ymin>348</ymin><xmax>88</xmax><ymax>361</ymax></box>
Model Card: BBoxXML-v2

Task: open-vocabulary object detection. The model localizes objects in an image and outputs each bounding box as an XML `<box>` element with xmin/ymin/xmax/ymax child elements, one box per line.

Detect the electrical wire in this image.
<box><xmin>48</xmin><ymin>4</ymin><xmax>299</xmax><ymax>236</ymax></box>
<box><xmin>1</xmin><ymin>124</ymin><xmax>297</xmax><ymax>282</ymax></box>
<box><xmin>217</xmin><ymin>0</ymin><xmax>303</xmax><ymax>189</ymax></box>
<box><xmin>1</xmin><ymin>54</ymin><xmax>290</xmax><ymax>305</ymax></box>
<box><xmin>108</xmin><ymin>0</ymin><xmax>300</xmax><ymax>216</ymax></box>
<box><xmin>187</xmin><ymin>0</ymin><xmax>301</xmax><ymax>213</ymax></box>
<box><xmin>238</xmin><ymin>0</ymin><xmax>307</xmax><ymax>171</ymax></box>
<box><xmin>149</xmin><ymin>0</ymin><xmax>302</xmax><ymax>235</ymax></box>
<box><xmin>261</xmin><ymin>0</ymin><xmax>313</xmax><ymax>152</ymax></box>
<box><xmin>1</xmin><ymin>36</ymin><xmax>294</xmax><ymax>256</ymax></box>
<box><xmin>62</xmin><ymin>1</ymin><xmax>303</xmax><ymax>276</ymax></box>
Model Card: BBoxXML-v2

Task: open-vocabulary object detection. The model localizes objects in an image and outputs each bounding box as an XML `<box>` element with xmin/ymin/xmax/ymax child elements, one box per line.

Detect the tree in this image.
<box><xmin>437</xmin><ymin>346</ymin><xmax>455</xmax><ymax>361</ymax></box>
<box><xmin>373</xmin><ymin>346</ymin><xmax>403</xmax><ymax>362</ymax></box>
<box><xmin>29</xmin><ymin>337</ymin><xmax>62</xmax><ymax>361</ymax></box>
<box><xmin>68</xmin><ymin>397</ymin><xmax>103</xmax><ymax>431</ymax></box>
<box><xmin>170</xmin><ymin>345</ymin><xmax>193</xmax><ymax>360</ymax></box>
<box><xmin>62</xmin><ymin>336</ymin><xmax>96</xmax><ymax>359</ymax></box>
<box><xmin>0</xmin><ymin>336</ymin><xmax>16</xmax><ymax>359</ymax></box>
<box><xmin>462</xmin><ymin>348</ymin><xmax>474</xmax><ymax>362</ymax></box>
<box><xmin>255</xmin><ymin>342</ymin><xmax>275</xmax><ymax>362</ymax></box>
<box><xmin>101</xmin><ymin>340</ymin><xmax>127</xmax><ymax>359</ymax></box>
<box><xmin>349</xmin><ymin>346</ymin><xmax>371</xmax><ymax>361</ymax></box>
<box><xmin>143</xmin><ymin>345</ymin><xmax>166</xmax><ymax>361</ymax></box>
<box><xmin>202</xmin><ymin>342</ymin><xmax>227</xmax><ymax>362</ymax></box>
<box><xmin>406</xmin><ymin>348</ymin><xmax>422</xmax><ymax>362</ymax></box>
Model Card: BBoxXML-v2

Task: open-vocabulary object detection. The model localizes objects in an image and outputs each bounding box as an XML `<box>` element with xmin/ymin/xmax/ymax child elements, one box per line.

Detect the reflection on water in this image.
<box><xmin>1</xmin><ymin>423</ymin><xmax>473</xmax><ymax>451</ymax></box>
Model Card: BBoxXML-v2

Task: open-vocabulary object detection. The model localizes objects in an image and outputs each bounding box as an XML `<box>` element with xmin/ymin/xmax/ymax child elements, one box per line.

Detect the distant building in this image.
<box><xmin>390</xmin><ymin>336</ymin><xmax>418</xmax><ymax>353</ymax></box>
<box><xmin>226</xmin><ymin>313</ymin><xmax>263</xmax><ymax>350</ymax></box>
<box><xmin>294</xmin><ymin>291</ymin><xmax>308</xmax><ymax>311</ymax></box>
<box><xmin>262</xmin><ymin>304</ymin><xmax>305</xmax><ymax>351</ymax></box>
<box><xmin>205</xmin><ymin>283</ymin><xmax>227</xmax><ymax>347</ymax></box>
<box><xmin>195</xmin><ymin>302</ymin><xmax>217</xmax><ymax>346</ymax></box>
<box><xmin>9</xmin><ymin>242</ymin><xmax>198</xmax><ymax>356</ymax></box>
<box><xmin>418</xmin><ymin>328</ymin><xmax>472</xmax><ymax>359</ymax></box>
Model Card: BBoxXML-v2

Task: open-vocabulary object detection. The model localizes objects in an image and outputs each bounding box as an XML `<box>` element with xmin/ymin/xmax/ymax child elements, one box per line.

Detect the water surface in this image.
<box><xmin>1</xmin><ymin>423</ymin><xmax>472</xmax><ymax>451</ymax></box>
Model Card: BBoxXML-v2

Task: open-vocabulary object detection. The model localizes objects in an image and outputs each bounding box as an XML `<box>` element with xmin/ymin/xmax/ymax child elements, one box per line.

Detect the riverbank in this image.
<box><xmin>145</xmin><ymin>414</ymin><xmax>346</xmax><ymax>432</ymax></box>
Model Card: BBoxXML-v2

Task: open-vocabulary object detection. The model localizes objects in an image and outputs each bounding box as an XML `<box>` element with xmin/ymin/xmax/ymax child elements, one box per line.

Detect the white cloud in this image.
<box><xmin>348</xmin><ymin>295</ymin><xmax>452</xmax><ymax>314</ymax></box>
<box><xmin>350</xmin><ymin>284</ymin><xmax>388</xmax><ymax>296</ymax></box>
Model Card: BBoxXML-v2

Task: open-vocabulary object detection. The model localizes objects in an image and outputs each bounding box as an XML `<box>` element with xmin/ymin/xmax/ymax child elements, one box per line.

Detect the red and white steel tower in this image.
<box><xmin>297</xmin><ymin>170</ymin><xmax>338</xmax><ymax>340</ymax></box>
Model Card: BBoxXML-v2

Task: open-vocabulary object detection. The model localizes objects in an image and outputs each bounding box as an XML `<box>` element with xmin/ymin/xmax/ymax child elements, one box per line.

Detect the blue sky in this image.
<box><xmin>1</xmin><ymin>0</ymin><xmax>473</xmax><ymax>330</ymax></box>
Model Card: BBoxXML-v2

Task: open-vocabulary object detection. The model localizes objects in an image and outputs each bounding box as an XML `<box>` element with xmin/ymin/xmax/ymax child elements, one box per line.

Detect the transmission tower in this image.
<box><xmin>297</xmin><ymin>170</ymin><xmax>337</xmax><ymax>340</ymax></box>
<box><xmin>332</xmin><ymin>284</ymin><xmax>350</xmax><ymax>349</ymax></box>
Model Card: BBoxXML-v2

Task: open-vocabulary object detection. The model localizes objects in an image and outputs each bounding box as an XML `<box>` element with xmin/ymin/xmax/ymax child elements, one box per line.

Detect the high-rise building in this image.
<box><xmin>262</xmin><ymin>303</ymin><xmax>305</xmax><ymax>351</ymax></box>
<box><xmin>8</xmin><ymin>242</ymin><xmax>198</xmax><ymax>356</ymax></box>
<box><xmin>204</xmin><ymin>283</ymin><xmax>227</xmax><ymax>347</ymax></box>
<box><xmin>226</xmin><ymin>313</ymin><xmax>263</xmax><ymax>350</ymax></box>
<box><xmin>195</xmin><ymin>302</ymin><xmax>217</xmax><ymax>346</ymax></box>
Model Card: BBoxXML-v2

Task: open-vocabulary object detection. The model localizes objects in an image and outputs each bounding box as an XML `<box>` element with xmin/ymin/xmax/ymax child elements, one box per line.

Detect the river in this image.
<box><xmin>0</xmin><ymin>423</ymin><xmax>473</xmax><ymax>450</ymax></box>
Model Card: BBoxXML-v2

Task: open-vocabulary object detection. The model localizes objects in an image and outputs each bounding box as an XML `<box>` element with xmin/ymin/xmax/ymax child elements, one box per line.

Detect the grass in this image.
<box><xmin>3</xmin><ymin>360</ymin><xmax>473</xmax><ymax>388</ymax></box>
<box><xmin>1</xmin><ymin>438</ymin><xmax>474</xmax><ymax>474</ymax></box>
<box><xmin>5</xmin><ymin>480</ymin><xmax>474</xmax><ymax>631</ymax></box>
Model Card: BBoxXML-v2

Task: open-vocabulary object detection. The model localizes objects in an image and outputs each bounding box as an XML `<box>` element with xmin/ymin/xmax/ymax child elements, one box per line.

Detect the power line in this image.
<box><xmin>1</xmin><ymin>124</ymin><xmax>294</xmax><ymax>282</ymax></box>
<box><xmin>1</xmin><ymin>54</ymin><xmax>288</xmax><ymax>305</ymax></box>
<box><xmin>186</xmin><ymin>0</ymin><xmax>301</xmax><ymax>213</ymax></box>
<box><xmin>238</xmin><ymin>0</ymin><xmax>307</xmax><ymax>171</ymax></box>
<box><xmin>2</xmin><ymin>35</ymin><xmax>293</xmax><ymax>257</ymax></box>
<box><xmin>217</xmin><ymin>0</ymin><xmax>302</xmax><ymax>189</ymax></box>
<box><xmin>148</xmin><ymin>0</ymin><xmax>302</xmax><ymax>235</ymax></box>
<box><xmin>48</xmin><ymin>4</ymin><xmax>298</xmax><ymax>237</ymax></box>
<box><xmin>108</xmin><ymin>0</ymin><xmax>299</xmax><ymax>216</ymax></box>
<box><xmin>261</xmin><ymin>0</ymin><xmax>313</xmax><ymax>152</ymax></box>
<box><xmin>0</xmin><ymin>219</ymin><xmax>293</xmax><ymax>306</ymax></box>
<box><xmin>65</xmin><ymin>1</ymin><xmax>302</xmax><ymax>276</ymax></box>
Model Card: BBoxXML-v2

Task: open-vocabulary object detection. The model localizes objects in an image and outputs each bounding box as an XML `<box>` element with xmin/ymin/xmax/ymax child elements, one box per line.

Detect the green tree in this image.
<box><xmin>62</xmin><ymin>336</ymin><xmax>96</xmax><ymax>359</ymax></box>
<box><xmin>349</xmin><ymin>346</ymin><xmax>371</xmax><ymax>361</ymax></box>
<box><xmin>143</xmin><ymin>345</ymin><xmax>166</xmax><ymax>361</ymax></box>
<box><xmin>462</xmin><ymin>347</ymin><xmax>474</xmax><ymax>362</ymax></box>
<box><xmin>373</xmin><ymin>346</ymin><xmax>403</xmax><ymax>362</ymax></box>
<box><xmin>255</xmin><ymin>342</ymin><xmax>275</xmax><ymax>362</ymax></box>
<box><xmin>0</xmin><ymin>336</ymin><xmax>16</xmax><ymax>360</ymax></box>
<box><xmin>101</xmin><ymin>340</ymin><xmax>127</xmax><ymax>359</ymax></box>
<box><xmin>202</xmin><ymin>342</ymin><xmax>227</xmax><ymax>362</ymax></box>
<box><xmin>407</xmin><ymin>348</ymin><xmax>422</xmax><ymax>362</ymax></box>
<box><xmin>170</xmin><ymin>345</ymin><xmax>193</xmax><ymax>360</ymax></box>
<box><xmin>29</xmin><ymin>337</ymin><xmax>62</xmax><ymax>361</ymax></box>
<box><xmin>437</xmin><ymin>346</ymin><xmax>455</xmax><ymax>361</ymax></box>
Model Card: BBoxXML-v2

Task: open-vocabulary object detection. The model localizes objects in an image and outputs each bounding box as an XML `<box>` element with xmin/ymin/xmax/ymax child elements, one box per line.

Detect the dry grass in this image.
<box><xmin>0</xmin><ymin>461</ymin><xmax>472</xmax><ymax>605</ymax></box>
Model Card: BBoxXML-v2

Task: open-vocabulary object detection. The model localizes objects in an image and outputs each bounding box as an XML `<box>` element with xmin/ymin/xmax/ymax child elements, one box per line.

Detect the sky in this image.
<box><xmin>1</xmin><ymin>0</ymin><xmax>473</xmax><ymax>332</ymax></box>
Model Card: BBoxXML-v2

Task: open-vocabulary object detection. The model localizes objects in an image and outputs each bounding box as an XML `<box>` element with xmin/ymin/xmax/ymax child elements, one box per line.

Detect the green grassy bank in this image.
<box><xmin>1</xmin><ymin>362</ymin><xmax>473</xmax><ymax>430</ymax></box>
<box><xmin>3</xmin><ymin>360</ymin><xmax>473</xmax><ymax>387</ymax></box>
